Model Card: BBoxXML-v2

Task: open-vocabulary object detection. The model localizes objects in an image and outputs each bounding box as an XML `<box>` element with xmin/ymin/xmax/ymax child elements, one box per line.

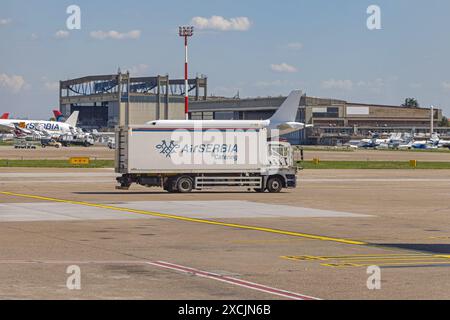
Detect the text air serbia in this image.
<box><xmin>156</xmin><ymin>139</ymin><xmax>239</xmax><ymax>161</ymax></box>
<box><xmin>25</xmin><ymin>122</ymin><xmax>62</xmax><ymax>131</ymax></box>
<box><xmin>181</xmin><ymin>144</ymin><xmax>238</xmax><ymax>154</ymax></box>
<box><xmin>181</xmin><ymin>143</ymin><xmax>238</xmax><ymax>161</ymax></box>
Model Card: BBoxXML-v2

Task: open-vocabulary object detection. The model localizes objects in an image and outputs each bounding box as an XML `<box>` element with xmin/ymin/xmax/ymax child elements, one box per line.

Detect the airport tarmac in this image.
<box><xmin>0</xmin><ymin>146</ymin><xmax>113</xmax><ymax>160</ymax></box>
<box><xmin>1</xmin><ymin>145</ymin><xmax>450</xmax><ymax>162</ymax></box>
<box><xmin>298</xmin><ymin>149</ymin><xmax>450</xmax><ymax>162</ymax></box>
<box><xmin>0</xmin><ymin>167</ymin><xmax>449</xmax><ymax>299</ymax></box>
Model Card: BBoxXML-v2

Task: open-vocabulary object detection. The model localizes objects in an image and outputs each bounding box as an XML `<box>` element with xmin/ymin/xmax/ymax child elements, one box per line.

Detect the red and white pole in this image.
<box><xmin>179</xmin><ymin>26</ymin><xmax>193</xmax><ymax>120</ymax></box>
<box><xmin>184</xmin><ymin>35</ymin><xmax>189</xmax><ymax>120</ymax></box>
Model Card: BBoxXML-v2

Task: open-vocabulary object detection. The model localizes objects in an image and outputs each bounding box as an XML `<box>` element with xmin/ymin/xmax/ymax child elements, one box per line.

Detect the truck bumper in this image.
<box><xmin>286</xmin><ymin>174</ymin><xmax>297</xmax><ymax>188</ymax></box>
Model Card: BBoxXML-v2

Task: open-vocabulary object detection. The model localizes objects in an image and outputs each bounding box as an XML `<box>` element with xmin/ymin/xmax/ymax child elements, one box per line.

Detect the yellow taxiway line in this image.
<box><xmin>0</xmin><ymin>191</ymin><xmax>367</xmax><ymax>246</ymax></box>
<box><xmin>281</xmin><ymin>253</ymin><xmax>450</xmax><ymax>268</ymax></box>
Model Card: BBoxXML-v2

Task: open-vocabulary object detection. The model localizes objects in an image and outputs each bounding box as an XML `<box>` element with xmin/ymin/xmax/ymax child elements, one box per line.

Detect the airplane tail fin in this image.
<box><xmin>1</xmin><ymin>113</ymin><xmax>9</xmax><ymax>119</ymax></box>
<box><xmin>53</xmin><ymin>110</ymin><xmax>64</xmax><ymax>122</ymax></box>
<box><xmin>270</xmin><ymin>90</ymin><xmax>302</xmax><ymax>123</ymax></box>
<box><xmin>65</xmin><ymin>111</ymin><xmax>79</xmax><ymax>127</ymax></box>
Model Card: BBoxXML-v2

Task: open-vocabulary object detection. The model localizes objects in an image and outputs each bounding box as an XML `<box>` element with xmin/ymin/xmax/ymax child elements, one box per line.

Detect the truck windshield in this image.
<box><xmin>268</xmin><ymin>143</ymin><xmax>292</xmax><ymax>167</ymax></box>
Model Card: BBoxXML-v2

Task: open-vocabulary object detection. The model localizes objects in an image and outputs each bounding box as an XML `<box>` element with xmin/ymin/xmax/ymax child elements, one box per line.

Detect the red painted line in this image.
<box><xmin>147</xmin><ymin>261</ymin><xmax>320</xmax><ymax>300</ymax></box>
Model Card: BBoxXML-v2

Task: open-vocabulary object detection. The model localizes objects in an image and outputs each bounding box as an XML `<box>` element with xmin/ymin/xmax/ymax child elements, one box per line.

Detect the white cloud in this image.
<box><xmin>128</xmin><ymin>64</ymin><xmax>150</xmax><ymax>75</ymax></box>
<box><xmin>287</xmin><ymin>42</ymin><xmax>303</xmax><ymax>50</ymax></box>
<box><xmin>45</xmin><ymin>82</ymin><xmax>59</xmax><ymax>91</ymax></box>
<box><xmin>255</xmin><ymin>80</ymin><xmax>286</xmax><ymax>87</ymax></box>
<box><xmin>357</xmin><ymin>78</ymin><xmax>384</xmax><ymax>88</ymax></box>
<box><xmin>0</xmin><ymin>18</ymin><xmax>12</xmax><ymax>26</ymax></box>
<box><xmin>212</xmin><ymin>86</ymin><xmax>241</xmax><ymax>96</ymax></box>
<box><xmin>322</xmin><ymin>79</ymin><xmax>353</xmax><ymax>90</ymax></box>
<box><xmin>191</xmin><ymin>16</ymin><xmax>251</xmax><ymax>31</ymax></box>
<box><xmin>41</xmin><ymin>77</ymin><xmax>59</xmax><ymax>91</ymax></box>
<box><xmin>90</xmin><ymin>30</ymin><xmax>141</xmax><ymax>40</ymax></box>
<box><xmin>322</xmin><ymin>77</ymin><xmax>395</xmax><ymax>93</ymax></box>
<box><xmin>0</xmin><ymin>73</ymin><xmax>27</xmax><ymax>93</ymax></box>
<box><xmin>442</xmin><ymin>82</ymin><xmax>450</xmax><ymax>91</ymax></box>
<box><xmin>46</xmin><ymin>83</ymin><xmax>59</xmax><ymax>91</ymax></box>
<box><xmin>270</xmin><ymin>63</ymin><xmax>298</xmax><ymax>73</ymax></box>
<box><xmin>55</xmin><ymin>30</ymin><xmax>70</xmax><ymax>39</ymax></box>
<box><xmin>254</xmin><ymin>79</ymin><xmax>305</xmax><ymax>89</ymax></box>
<box><xmin>356</xmin><ymin>78</ymin><xmax>386</xmax><ymax>93</ymax></box>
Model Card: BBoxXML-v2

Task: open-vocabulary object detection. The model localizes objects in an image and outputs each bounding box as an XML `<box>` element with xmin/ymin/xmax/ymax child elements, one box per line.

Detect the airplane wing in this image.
<box><xmin>0</xmin><ymin>123</ymin><xmax>15</xmax><ymax>132</ymax></box>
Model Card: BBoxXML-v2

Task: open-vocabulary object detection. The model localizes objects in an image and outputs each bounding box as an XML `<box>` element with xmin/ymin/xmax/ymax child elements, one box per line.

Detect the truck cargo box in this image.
<box><xmin>116</xmin><ymin>125</ymin><xmax>271</xmax><ymax>174</ymax></box>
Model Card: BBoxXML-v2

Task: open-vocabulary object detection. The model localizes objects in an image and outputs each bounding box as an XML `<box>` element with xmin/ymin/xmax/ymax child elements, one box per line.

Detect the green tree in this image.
<box><xmin>402</xmin><ymin>98</ymin><xmax>419</xmax><ymax>108</ymax></box>
<box><xmin>438</xmin><ymin>116</ymin><xmax>449</xmax><ymax>127</ymax></box>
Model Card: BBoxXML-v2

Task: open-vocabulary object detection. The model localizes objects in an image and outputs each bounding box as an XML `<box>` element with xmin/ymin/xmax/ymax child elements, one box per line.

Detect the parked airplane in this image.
<box><xmin>0</xmin><ymin>111</ymin><xmax>79</xmax><ymax>138</ymax></box>
<box><xmin>90</xmin><ymin>129</ymin><xmax>115</xmax><ymax>143</ymax></box>
<box><xmin>145</xmin><ymin>90</ymin><xmax>311</xmax><ymax>137</ymax></box>
<box><xmin>12</xmin><ymin>123</ymin><xmax>34</xmax><ymax>139</ymax></box>
<box><xmin>411</xmin><ymin>134</ymin><xmax>450</xmax><ymax>150</ymax></box>
<box><xmin>439</xmin><ymin>139</ymin><xmax>450</xmax><ymax>149</ymax></box>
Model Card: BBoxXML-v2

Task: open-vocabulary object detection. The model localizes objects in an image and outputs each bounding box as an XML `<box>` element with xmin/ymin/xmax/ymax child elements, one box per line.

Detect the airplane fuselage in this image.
<box><xmin>0</xmin><ymin>119</ymin><xmax>74</xmax><ymax>135</ymax></box>
<box><xmin>146</xmin><ymin>119</ymin><xmax>307</xmax><ymax>137</ymax></box>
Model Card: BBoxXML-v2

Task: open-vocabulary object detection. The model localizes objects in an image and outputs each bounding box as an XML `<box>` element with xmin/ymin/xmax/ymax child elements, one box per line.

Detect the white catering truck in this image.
<box><xmin>115</xmin><ymin>90</ymin><xmax>305</xmax><ymax>193</ymax></box>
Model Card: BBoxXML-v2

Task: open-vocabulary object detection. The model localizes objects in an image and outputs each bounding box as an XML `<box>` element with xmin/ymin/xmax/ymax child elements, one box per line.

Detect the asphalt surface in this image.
<box><xmin>0</xmin><ymin>167</ymin><xmax>449</xmax><ymax>299</ymax></box>
<box><xmin>1</xmin><ymin>145</ymin><xmax>450</xmax><ymax>162</ymax></box>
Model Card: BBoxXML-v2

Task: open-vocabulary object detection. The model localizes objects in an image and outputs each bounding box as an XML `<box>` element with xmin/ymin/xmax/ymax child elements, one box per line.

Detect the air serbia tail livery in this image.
<box><xmin>53</xmin><ymin>110</ymin><xmax>65</xmax><ymax>122</ymax></box>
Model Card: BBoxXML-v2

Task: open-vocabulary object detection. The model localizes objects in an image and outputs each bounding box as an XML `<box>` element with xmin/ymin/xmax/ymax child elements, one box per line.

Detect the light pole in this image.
<box><xmin>430</xmin><ymin>105</ymin><xmax>434</xmax><ymax>137</ymax></box>
<box><xmin>179</xmin><ymin>26</ymin><xmax>194</xmax><ymax>120</ymax></box>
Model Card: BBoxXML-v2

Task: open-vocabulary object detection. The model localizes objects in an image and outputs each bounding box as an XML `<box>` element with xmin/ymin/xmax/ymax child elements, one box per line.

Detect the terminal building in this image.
<box><xmin>190</xmin><ymin>95</ymin><xmax>446</xmax><ymax>145</ymax></box>
<box><xmin>59</xmin><ymin>72</ymin><xmax>447</xmax><ymax>145</ymax></box>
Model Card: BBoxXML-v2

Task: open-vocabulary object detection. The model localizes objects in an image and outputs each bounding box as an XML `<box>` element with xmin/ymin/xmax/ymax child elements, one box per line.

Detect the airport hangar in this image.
<box><xmin>59</xmin><ymin>72</ymin><xmax>208</xmax><ymax>128</ymax></box>
<box><xmin>59</xmin><ymin>72</ymin><xmax>445</xmax><ymax>145</ymax></box>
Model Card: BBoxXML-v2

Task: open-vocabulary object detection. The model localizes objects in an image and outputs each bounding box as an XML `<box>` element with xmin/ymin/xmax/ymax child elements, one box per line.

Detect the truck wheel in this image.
<box><xmin>267</xmin><ymin>177</ymin><xmax>283</xmax><ymax>193</ymax></box>
<box><xmin>176</xmin><ymin>176</ymin><xmax>193</xmax><ymax>193</ymax></box>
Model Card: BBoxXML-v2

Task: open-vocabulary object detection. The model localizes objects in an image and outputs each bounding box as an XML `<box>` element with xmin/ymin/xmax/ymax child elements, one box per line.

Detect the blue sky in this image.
<box><xmin>1</xmin><ymin>0</ymin><xmax>450</xmax><ymax>118</ymax></box>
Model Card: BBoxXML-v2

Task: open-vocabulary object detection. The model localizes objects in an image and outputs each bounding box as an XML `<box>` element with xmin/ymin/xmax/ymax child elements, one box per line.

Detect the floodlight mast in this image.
<box><xmin>430</xmin><ymin>105</ymin><xmax>434</xmax><ymax>136</ymax></box>
<box><xmin>179</xmin><ymin>26</ymin><xmax>194</xmax><ymax>120</ymax></box>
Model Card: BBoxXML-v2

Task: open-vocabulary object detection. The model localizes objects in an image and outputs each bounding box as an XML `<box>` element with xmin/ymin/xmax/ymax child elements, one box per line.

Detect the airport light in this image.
<box><xmin>179</xmin><ymin>26</ymin><xmax>194</xmax><ymax>120</ymax></box>
<box><xmin>430</xmin><ymin>105</ymin><xmax>434</xmax><ymax>136</ymax></box>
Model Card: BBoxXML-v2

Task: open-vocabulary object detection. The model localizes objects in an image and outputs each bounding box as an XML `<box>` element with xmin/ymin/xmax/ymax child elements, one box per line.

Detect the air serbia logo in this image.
<box><xmin>156</xmin><ymin>139</ymin><xmax>239</xmax><ymax>161</ymax></box>
<box><xmin>156</xmin><ymin>140</ymin><xmax>180</xmax><ymax>158</ymax></box>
